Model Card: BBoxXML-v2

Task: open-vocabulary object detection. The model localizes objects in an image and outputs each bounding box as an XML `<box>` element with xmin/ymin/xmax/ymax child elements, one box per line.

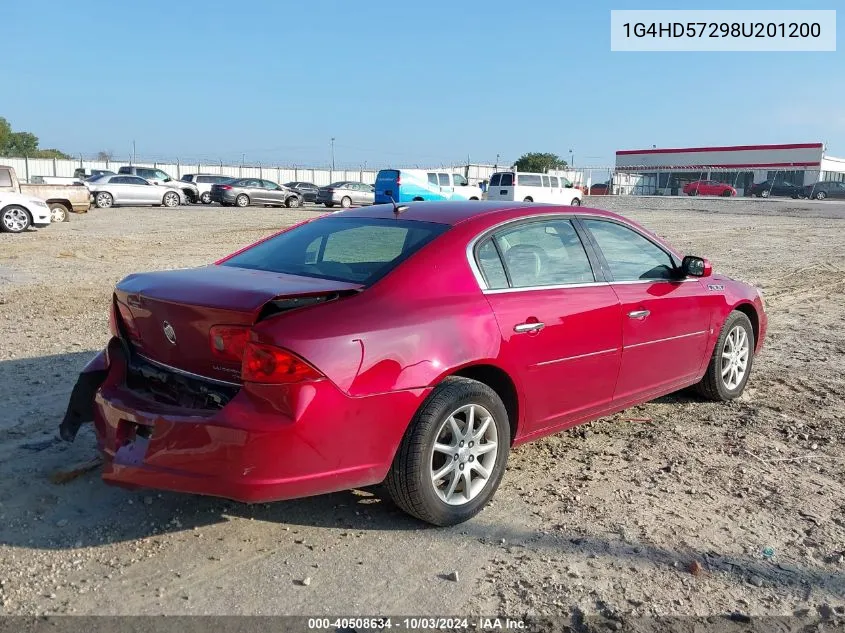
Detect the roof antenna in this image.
<box><xmin>388</xmin><ymin>195</ymin><xmax>409</xmax><ymax>216</ymax></box>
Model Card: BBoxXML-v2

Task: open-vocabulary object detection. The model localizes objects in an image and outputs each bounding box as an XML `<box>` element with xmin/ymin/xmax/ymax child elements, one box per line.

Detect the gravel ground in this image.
<box><xmin>0</xmin><ymin>198</ymin><xmax>844</xmax><ymax>623</ymax></box>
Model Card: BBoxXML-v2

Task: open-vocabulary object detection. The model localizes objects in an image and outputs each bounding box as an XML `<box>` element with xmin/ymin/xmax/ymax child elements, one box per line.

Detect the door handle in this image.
<box><xmin>514</xmin><ymin>321</ymin><xmax>545</xmax><ymax>333</ymax></box>
<box><xmin>628</xmin><ymin>309</ymin><xmax>650</xmax><ymax>320</ymax></box>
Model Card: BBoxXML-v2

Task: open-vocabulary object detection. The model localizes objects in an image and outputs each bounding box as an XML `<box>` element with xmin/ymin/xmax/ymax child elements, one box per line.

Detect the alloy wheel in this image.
<box><xmin>2</xmin><ymin>208</ymin><xmax>28</xmax><ymax>232</ymax></box>
<box><xmin>721</xmin><ymin>325</ymin><xmax>750</xmax><ymax>390</ymax></box>
<box><xmin>429</xmin><ymin>404</ymin><xmax>498</xmax><ymax>506</ymax></box>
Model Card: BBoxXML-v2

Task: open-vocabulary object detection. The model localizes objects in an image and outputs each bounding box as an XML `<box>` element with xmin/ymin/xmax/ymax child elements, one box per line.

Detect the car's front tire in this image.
<box><xmin>570</xmin><ymin>197</ymin><xmax>581</xmax><ymax>206</ymax></box>
<box><xmin>200</xmin><ymin>192</ymin><xmax>212</xmax><ymax>205</ymax></box>
<box><xmin>162</xmin><ymin>191</ymin><xmax>180</xmax><ymax>208</ymax></box>
<box><xmin>694</xmin><ymin>311</ymin><xmax>755</xmax><ymax>401</ymax></box>
<box><xmin>95</xmin><ymin>192</ymin><xmax>113</xmax><ymax>208</ymax></box>
<box><xmin>385</xmin><ymin>377</ymin><xmax>510</xmax><ymax>526</ymax></box>
<box><xmin>1</xmin><ymin>205</ymin><xmax>32</xmax><ymax>233</ymax></box>
<box><xmin>816</xmin><ymin>191</ymin><xmax>827</xmax><ymax>200</ymax></box>
<box><xmin>285</xmin><ymin>196</ymin><xmax>301</xmax><ymax>208</ymax></box>
<box><xmin>49</xmin><ymin>203</ymin><xmax>70</xmax><ymax>222</ymax></box>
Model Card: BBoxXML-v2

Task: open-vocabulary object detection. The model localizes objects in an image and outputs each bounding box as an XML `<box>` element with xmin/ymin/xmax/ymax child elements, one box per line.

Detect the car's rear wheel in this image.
<box><xmin>1</xmin><ymin>205</ymin><xmax>31</xmax><ymax>233</ymax></box>
<box><xmin>340</xmin><ymin>196</ymin><xmax>352</xmax><ymax>208</ymax></box>
<box><xmin>49</xmin><ymin>202</ymin><xmax>70</xmax><ymax>222</ymax></box>
<box><xmin>522</xmin><ymin>197</ymin><xmax>533</xmax><ymax>202</ymax></box>
<box><xmin>236</xmin><ymin>194</ymin><xmax>250</xmax><ymax>207</ymax></box>
<box><xmin>570</xmin><ymin>198</ymin><xmax>581</xmax><ymax>206</ymax></box>
<box><xmin>816</xmin><ymin>191</ymin><xmax>827</xmax><ymax>200</ymax></box>
<box><xmin>162</xmin><ymin>191</ymin><xmax>180</xmax><ymax>208</ymax></box>
<box><xmin>285</xmin><ymin>196</ymin><xmax>301</xmax><ymax>208</ymax></box>
<box><xmin>693</xmin><ymin>311</ymin><xmax>755</xmax><ymax>401</ymax></box>
<box><xmin>200</xmin><ymin>192</ymin><xmax>212</xmax><ymax>204</ymax></box>
<box><xmin>761</xmin><ymin>189</ymin><xmax>770</xmax><ymax>198</ymax></box>
<box><xmin>95</xmin><ymin>192</ymin><xmax>113</xmax><ymax>208</ymax></box>
<box><xmin>385</xmin><ymin>377</ymin><xmax>510</xmax><ymax>526</ymax></box>
<box><xmin>688</xmin><ymin>190</ymin><xmax>698</xmax><ymax>196</ymax></box>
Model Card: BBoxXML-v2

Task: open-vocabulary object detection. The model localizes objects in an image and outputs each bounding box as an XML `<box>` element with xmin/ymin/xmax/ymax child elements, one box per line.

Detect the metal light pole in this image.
<box><xmin>568</xmin><ymin>149</ymin><xmax>574</xmax><ymax>168</ymax></box>
<box><xmin>331</xmin><ymin>137</ymin><xmax>336</xmax><ymax>171</ymax></box>
<box><xmin>495</xmin><ymin>153</ymin><xmax>500</xmax><ymax>169</ymax></box>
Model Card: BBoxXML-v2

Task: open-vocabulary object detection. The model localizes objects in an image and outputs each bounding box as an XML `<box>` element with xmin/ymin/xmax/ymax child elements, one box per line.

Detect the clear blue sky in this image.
<box><xmin>4</xmin><ymin>0</ymin><xmax>842</xmax><ymax>168</ymax></box>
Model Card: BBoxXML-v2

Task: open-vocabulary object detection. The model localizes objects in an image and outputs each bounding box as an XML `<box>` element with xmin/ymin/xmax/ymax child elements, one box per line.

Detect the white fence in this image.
<box><xmin>1</xmin><ymin>156</ymin><xmax>513</xmax><ymax>187</ymax></box>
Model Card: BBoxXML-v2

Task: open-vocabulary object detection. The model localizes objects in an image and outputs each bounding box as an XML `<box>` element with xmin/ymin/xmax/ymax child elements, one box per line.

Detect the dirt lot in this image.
<box><xmin>1</xmin><ymin>198</ymin><xmax>844</xmax><ymax>622</ymax></box>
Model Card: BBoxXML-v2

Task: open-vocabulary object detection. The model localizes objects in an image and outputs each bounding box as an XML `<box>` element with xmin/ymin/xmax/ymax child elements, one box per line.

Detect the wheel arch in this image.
<box><xmin>732</xmin><ymin>301</ymin><xmax>760</xmax><ymax>346</ymax></box>
<box><xmin>447</xmin><ymin>363</ymin><xmax>520</xmax><ymax>445</ymax></box>
<box><xmin>45</xmin><ymin>198</ymin><xmax>72</xmax><ymax>210</ymax></box>
<box><xmin>2</xmin><ymin>203</ymin><xmax>33</xmax><ymax>222</ymax></box>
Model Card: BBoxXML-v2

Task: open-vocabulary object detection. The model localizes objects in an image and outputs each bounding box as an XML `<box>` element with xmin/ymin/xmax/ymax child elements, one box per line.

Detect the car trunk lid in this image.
<box><xmin>114</xmin><ymin>265</ymin><xmax>362</xmax><ymax>383</ymax></box>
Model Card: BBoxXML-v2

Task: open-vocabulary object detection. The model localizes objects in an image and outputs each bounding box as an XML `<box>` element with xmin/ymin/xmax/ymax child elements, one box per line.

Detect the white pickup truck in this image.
<box><xmin>0</xmin><ymin>165</ymin><xmax>92</xmax><ymax>223</ymax></box>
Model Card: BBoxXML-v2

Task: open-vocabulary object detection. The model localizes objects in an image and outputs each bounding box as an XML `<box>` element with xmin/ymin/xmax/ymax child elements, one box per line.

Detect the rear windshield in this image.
<box><xmin>377</xmin><ymin>170</ymin><xmax>400</xmax><ymax>181</ymax></box>
<box><xmin>222</xmin><ymin>217</ymin><xmax>449</xmax><ymax>285</ymax></box>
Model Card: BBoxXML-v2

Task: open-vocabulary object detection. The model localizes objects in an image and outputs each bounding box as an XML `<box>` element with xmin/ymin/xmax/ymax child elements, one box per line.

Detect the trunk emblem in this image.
<box><xmin>162</xmin><ymin>321</ymin><xmax>177</xmax><ymax>345</ymax></box>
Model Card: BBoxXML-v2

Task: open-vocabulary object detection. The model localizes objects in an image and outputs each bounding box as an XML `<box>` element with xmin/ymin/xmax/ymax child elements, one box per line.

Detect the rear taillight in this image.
<box><xmin>396</xmin><ymin>176</ymin><xmax>401</xmax><ymax>185</ymax></box>
<box><xmin>241</xmin><ymin>342</ymin><xmax>323</xmax><ymax>384</ymax></box>
<box><xmin>219</xmin><ymin>185</ymin><xmax>232</xmax><ymax>190</ymax></box>
<box><xmin>116</xmin><ymin>301</ymin><xmax>141</xmax><ymax>342</ymax></box>
<box><xmin>209</xmin><ymin>325</ymin><xmax>250</xmax><ymax>363</ymax></box>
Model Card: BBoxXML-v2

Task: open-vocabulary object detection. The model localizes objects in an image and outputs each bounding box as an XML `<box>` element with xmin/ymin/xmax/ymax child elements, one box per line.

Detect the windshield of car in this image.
<box><xmin>221</xmin><ymin>217</ymin><xmax>449</xmax><ymax>285</ymax></box>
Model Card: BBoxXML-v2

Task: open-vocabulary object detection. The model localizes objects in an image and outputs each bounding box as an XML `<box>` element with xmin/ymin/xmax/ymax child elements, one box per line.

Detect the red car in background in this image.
<box><xmin>683</xmin><ymin>180</ymin><xmax>737</xmax><ymax>197</ymax></box>
<box><xmin>60</xmin><ymin>202</ymin><xmax>766</xmax><ymax>526</ymax></box>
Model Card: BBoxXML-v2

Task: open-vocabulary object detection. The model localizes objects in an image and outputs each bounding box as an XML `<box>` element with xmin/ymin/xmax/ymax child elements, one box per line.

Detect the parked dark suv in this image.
<box><xmin>118</xmin><ymin>166</ymin><xmax>199</xmax><ymax>203</ymax></box>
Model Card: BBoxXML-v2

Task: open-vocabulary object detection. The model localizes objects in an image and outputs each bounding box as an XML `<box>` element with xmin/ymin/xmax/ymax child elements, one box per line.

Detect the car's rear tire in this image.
<box><xmin>340</xmin><ymin>196</ymin><xmax>352</xmax><ymax>208</ymax></box>
<box><xmin>570</xmin><ymin>198</ymin><xmax>581</xmax><ymax>206</ymax></box>
<box><xmin>236</xmin><ymin>194</ymin><xmax>250</xmax><ymax>207</ymax></box>
<box><xmin>94</xmin><ymin>192</ymin><xmax>113</xmax><ymax>208</ymax></box>
<box><xmin>693</xmin><ymin>311</ymin><xmax>755</xmax><ymax>401</ymax></box>
<box><xmin>285</xmin><ymin>196</ymin><xmax>301</xmax><ymax>208</ymax></box>
<box><xmin>1</xmin><ymin>205</ymin><xmax>31</xmax><ymax>233</ymax></box>
<box><xmin>162</xmin><ymin>191</ymin><xmax>180</xmax><ymax>208</ymax></box>
<box><xmin>522</xmin><ymin>197</ymin><xmax>533</xmax><ymax>202</ymax></box>
<box><xmin>49</xmin><ymin>203</ymin><xmax>70</xmax><ymax>223</ymax></box>
<box><xmin>324</xmin><ymin>203</ymin><xmax>334</xmax><ymax>208</ymax></box>
<box><xmin>200</xmin><ymin>192</ymin><xmax>212</xmax><ymax>205</ymax></box>
<box><xmin>413</xmin><ymin>197</ymin><xmax>424</xmax><ymax>202</ymax></box>
<box><xmin>688</xmin><ymin>190</ymin><xmax>697</xmax><ymax>196</ymax></box>
<box><xmin>469</xmin><ymin>197</ymin><xmax>479</xmax><ymax>200</ymax></box>
<box><xmin>816</xmin><ymin>191</ymin><xmax>827</xmax><ymax>200</ymax></box>
<box><xmin>385</xmin><ymin>377</ymin><xmax>511</xmax><ymax>526</ymax></box>
<box><xmin>761</xmin><ymin>189</ymin><xmax>770</xmax><ymax>198</ymax></box>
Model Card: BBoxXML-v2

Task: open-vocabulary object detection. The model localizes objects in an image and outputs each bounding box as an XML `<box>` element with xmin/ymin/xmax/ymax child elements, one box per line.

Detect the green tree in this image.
<box><xmin>0</xmin><ymin>117</ymin><xmax>11</xmax><ymax>153</ymax></box>
<box><xmin>514</xmin><ymin>152</ymin><xmax>568</xmax><ymax>173</ymax></box>
<box><xmin>34</xmin><ymin>148</ymin><xmax>72</xmax><ymax>159</ymax></box>
<box><xmin>0</xmin><ymin>117</ymin><xmax>70</xmax><ymax>158</ymax></box>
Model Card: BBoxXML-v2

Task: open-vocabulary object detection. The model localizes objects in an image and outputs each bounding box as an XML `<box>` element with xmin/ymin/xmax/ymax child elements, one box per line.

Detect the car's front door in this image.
<box><xmin>580</xmin><ymin>217</ymin><xmax>713</xmax><ymax>405</ymax></box>
<box><xmin>127</xmin><ymin>176</ymin><xmax>160</xmax><ymax>203</ymax></box>
<box><xmin>476</xmin><ymin>217</ymin><xmax>622</xmax><ymax>436</ymax></box>
<box><xmin>261</xmin><ymin>180</ymin><xmax>285</xmax><ymax>205</ymax></box>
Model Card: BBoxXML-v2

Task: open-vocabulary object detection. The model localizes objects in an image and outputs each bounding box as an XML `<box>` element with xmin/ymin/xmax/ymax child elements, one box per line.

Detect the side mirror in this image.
<box><xmin>682</xmin><ymin>255</ymin><xmax>712</xmax><ymax>277</ymax></box>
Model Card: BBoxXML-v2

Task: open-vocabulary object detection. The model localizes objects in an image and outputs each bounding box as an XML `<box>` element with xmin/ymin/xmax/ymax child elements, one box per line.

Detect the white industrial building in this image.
<box><xmin>615</xmin><ymin>142</ymin><xmax>845</xmax><ymax>196</ymax></box>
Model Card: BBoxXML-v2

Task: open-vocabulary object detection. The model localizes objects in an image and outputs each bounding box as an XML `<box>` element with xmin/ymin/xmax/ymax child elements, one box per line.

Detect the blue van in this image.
<box><xmin>374</xmin><ymin>169</ymin><xmax>482</xmax><ymax>204</ymax></box>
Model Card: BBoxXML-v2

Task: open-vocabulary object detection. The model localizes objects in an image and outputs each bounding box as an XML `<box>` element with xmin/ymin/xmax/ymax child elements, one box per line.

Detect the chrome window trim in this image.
<box><xmin>136</xmin><ymin>354</ymin><xmax>242</xmax><ymax>387</ymax></box>
<box><xmin>465</xmin><ymin>211</ymin><xmax>687</xmax><ymax>292</ymax></box>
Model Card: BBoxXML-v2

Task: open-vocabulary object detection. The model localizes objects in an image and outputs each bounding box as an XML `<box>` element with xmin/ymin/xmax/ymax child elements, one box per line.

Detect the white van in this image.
<box><xmin>484</xmin><ymin>171</ymin><xmax>582</xmax><ymax>206</ymax></box>
<box><xmin>374</xmin><ymin>169</ymin><xmax>482</xmax><ymax>204</ymax></box>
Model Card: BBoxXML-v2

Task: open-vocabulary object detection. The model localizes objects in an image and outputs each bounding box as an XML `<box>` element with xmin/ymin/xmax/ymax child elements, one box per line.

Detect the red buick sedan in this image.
<box><xmin>682</xmin><ymin>180</ymin><xmax>737</xmax><ymax>197</ymax></box>
<box><xmin>60</xmin><ymin>202</ymin><xmax>766</xmax><ymax>526</ymax></box>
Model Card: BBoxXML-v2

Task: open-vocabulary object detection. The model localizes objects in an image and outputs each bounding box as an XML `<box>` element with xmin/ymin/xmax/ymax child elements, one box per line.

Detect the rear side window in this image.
<box><xmin>550</xmin><ymin>177</ymin><xmax>559</xmax><ymax>187</ymax></box>
<box><xmin>476</xmin><ymin>239</ymin><xmax>508</xmax><ymax>289</ymax></box>
<box><xmin>438</xmin><ymin>174</ymin><xmax>450</xmax><ymax>186</ymax></box>
<box><xmin>196</xmin><ymin>176</ymin><xmax>213</xmax><ymax>183</ymax></box>
<box><xmin>542</xmin><ymin>175</ymin><xmax>550</xmax><ymax>187</ymax></box>
<box><xmin>490</xmin><ymin>174</ymin><xmax>501</xmax><ymax>187</ymax></box>
<box><xmin>427</xmin><ymin>173</ymin><xmax>438</xmax><ymax>186</ymax></box>
<box><xmin>222</xmin><ymin>217</ymin><xmax>449</xmax><ymax>285</ymax></box>
<box><xmin>500</xmin><ymin>173</ymin><xmax>514</xmax><ymax>186</ymax></box>
<box><xmin>0</xmin><ymin>169</ymin><xmax>12</xmax><ymax>187</ymax></box>
<box><xmin>517</xmin><ymin>174</ymin><xmax>542</xmax><ymax>187</ymax></box>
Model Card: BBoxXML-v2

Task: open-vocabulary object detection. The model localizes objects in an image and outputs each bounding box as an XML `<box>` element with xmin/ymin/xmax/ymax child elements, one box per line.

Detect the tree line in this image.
<box><xmin>0</xmin><ymin>117</ymin><xmax>70</xmax><ymax>159</ymax></box>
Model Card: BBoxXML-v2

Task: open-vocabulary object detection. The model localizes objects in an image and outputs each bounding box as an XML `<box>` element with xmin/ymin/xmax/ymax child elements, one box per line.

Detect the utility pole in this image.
<box><xmin>331</xmin><ymin>137</ymin><xmax>336</xmax><ymax>171</ymax></box>
<box><xmin>132</xmin><ymin>140</ymin><xmax>136</xmax><ymax>164</ymax></box>
<box><xmin>241</xmin><ymin>153</ymin><xmax>245</xmax><ymax>166</ymax></box>
<box><xmin>569</xmin><ymin>149</ymin><xmax>574</xmax><ymax>168</ymax></box>
<box><xmin>495</xmin><ymin>153</ymin><xmax>500</xmax><ymax>169</ymax></box>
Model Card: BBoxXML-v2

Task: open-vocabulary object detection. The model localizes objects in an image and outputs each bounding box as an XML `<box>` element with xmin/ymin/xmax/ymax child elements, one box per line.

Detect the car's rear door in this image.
<box><xmin>579</xmin><ymin>217</ymin><xmax>713</xmax><ymax>405</ymax></box>
<box><xmin>476</xmin><ymin>216</ymin><xmax>622</xmax><ymax>436</ymax></box>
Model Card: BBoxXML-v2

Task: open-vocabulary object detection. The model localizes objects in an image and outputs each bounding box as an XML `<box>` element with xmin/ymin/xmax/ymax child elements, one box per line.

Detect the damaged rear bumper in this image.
<box><xmin>61</xmin><ymin>338</ymin><xmax>427</xmax><ymax>504</ymax></box>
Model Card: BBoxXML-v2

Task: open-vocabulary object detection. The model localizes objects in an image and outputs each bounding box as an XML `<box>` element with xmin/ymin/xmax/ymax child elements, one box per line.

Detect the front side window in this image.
<box><xmin>261</xmin><ymin>180</ymin><xmax>281</xmax><ymax>190</ymax></box>
<box><xmin>138</xmin><ymin>169</ymin><xmax>157</xmax><ymax>180</ymax></box>
<box><xmin>582</xmin><ymin>219</ymin><xmax>676</xmax><ymax>281</ymax></box>
<box><xmin>500</xmin><ymin>173</ymin><xmax>514</xmax><ymax>186</ymax></box>
<box><xmin>482</xmin><ymin>219</ymin><xmax>594</xmax><ymax>288</ymax></box>
<box><xmin>0</xmin><ymin>169</ymin><xmax>12</xmax><ymax>187</ymax></box>
<box><xmin>154</xmin><ymin>170</ymin><xmax>171</xmax><ymax>181</ymax></box>
<box><xmin>453</xmin><ymin>174</ymin><xmax>468</xmax><ymax>186</ymax></box>
<box><xmin>126</xmin><ymin>176</ymin><xmax>147</xmax><ymax>185</ymax></box>
<box><xmin>222</xmin><ymin>217</ymin><xmax>449</xmax><ymax>285</ymax></box>
<box><xmin>549</xmin><ymin>176</ymin><xmax>559</xmax><ymax>187</ymax></box>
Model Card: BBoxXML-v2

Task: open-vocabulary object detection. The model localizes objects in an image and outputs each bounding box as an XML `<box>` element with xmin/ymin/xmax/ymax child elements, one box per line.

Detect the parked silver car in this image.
<box><xmin>117</xmin><ymin>166</ymin><xmax>200</xmax><ymax>203</ymax></box>
<box><xmin>86</xmin><ymin>174</ymin><xmax>186</xmax><ymax>208</ymax></box>
<box><xmin>316</xmin><ymin>182</ymin><xmax>374</xmax><ymax>208</ymax></box>
<box><xmin>209</xmin><ymin>178</ymin><xmax>304</xmax><ymax>208</ymax></box>
<box><xmin>180</xmin><ymin>174</ymin><xmax>234</xmax><ymax>204</ymax></box>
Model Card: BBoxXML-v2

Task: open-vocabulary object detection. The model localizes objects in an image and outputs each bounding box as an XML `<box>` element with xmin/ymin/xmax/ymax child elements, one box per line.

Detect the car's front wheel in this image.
<box><xmin>570</xmin><ymin>197</ymin><xmax>581</xmax><ymax>206</ymax></box>
<box><xmin>385</xmin><ymin>377</ymin><xmax>510</xmax><ymax>526</ymax></box>
<box><xmin>816</xmin><ymin>191</ymin><xmax>827</xmax><ymax>200</ymax></box>
<box><xmin>694</xmin><ymin>311</ymin><xmax>755</xmax><ymax>401</ymax></box>
<box><xmin>95</xmin><ymin>192</ymin><xmax>113</xmax><ymax>208</ymax></box>
<box><xmin>162</xmin><ymin>191</ymin><xmax>180</xmax><ymax>208</ymax></box>
<box><xmin>286</xmin><ymin>196</ymin><xmax>301</xmax><ymax>208</ymax></box>
<box><xmin>1</xmin><ymin>205</ymin><xmax>31</xmax><ymax>233</ymax></box>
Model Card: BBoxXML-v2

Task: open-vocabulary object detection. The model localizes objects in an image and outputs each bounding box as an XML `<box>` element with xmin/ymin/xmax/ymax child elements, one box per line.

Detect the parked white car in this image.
<box><xmin>179</xmin><ymin>174</ymin><xmax>234</xmax><ymax>205</ymax></box>
<box><xmin>0</xmin><ymin>191</ymin><xmax>52</xmax><ymax>233</ymax></box>
<box><xmin>86</xmin><ymin>174</ymin><xmax>186</xmax><ymax>208</ymax></box>
<box><xmin>484</xmin><ymin>171</ymin><xmax>582</xmax><ymax>206</ymax></box>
